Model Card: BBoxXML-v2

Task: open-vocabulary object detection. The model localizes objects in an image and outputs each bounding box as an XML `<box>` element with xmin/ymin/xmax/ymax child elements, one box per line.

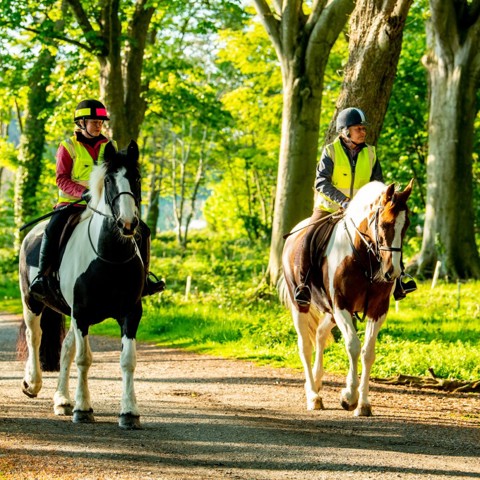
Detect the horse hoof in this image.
<box><xmin>22</xmin><ymin>380</ymin><xmax>37</xmax><ymax>398</ymax></box>
<box><xmin>354</xmin><ymin>405</ymin><xmax>372</xmax><ymax>417</ymax></box>
<box><xmin>341</xmin><ymin>399</ymin><xmax>358</xmax><ymax>411</ymax></box>
<box><xmin>54</xmin><ymin>404</ymin><xmax>74</xmax><ymax>416</ymax></box>
<box><xmin>307</xmin><ymin>397</ymin><xmax>325</xmax><ymax>410</ymax></box>
<box><xmin>119</xmin><ymin>413</ymin><xmax>142</xmax><ymax>430</ymax></box>
<box><xmin>72</xmin><ymin>409</ymin><xmax>95</xmax><ymax>423</ymax></box>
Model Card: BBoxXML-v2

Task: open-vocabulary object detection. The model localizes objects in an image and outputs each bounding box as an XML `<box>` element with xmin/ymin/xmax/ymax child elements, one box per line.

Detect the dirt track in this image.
<box><xmin>0</xmin><ymin>312</ymin><xmax>479</xmax><ymax>480</ymax></box>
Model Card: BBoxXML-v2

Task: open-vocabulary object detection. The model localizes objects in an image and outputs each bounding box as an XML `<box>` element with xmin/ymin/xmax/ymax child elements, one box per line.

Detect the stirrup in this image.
<box><xmin>294</xmin><ymin>283</ymin><xmax>311</xmax><ymax>307</ymax></box>
<box><xmin>145</xmin><ymin>272</ymin><xmax>166</xmax><ymax>295</ymax></box>
<box><xmin>29</xmin><ymin>274</ymin><xmax>47</xmax><ymax>301</ymax></box>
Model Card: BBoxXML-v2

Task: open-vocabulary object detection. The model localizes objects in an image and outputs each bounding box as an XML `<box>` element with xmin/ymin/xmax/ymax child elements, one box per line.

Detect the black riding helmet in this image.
<box><xmin>74</xmin><ymin>99</ymin><xmax>109</xmax><ymax>138</ymax></box>
<box><xmin>336</xmin><ymin>107</ymin><xmax>368</xmax><ymax>132</ymax></box>
<box><xmin>74</xmin><ymin>99</ymin><xmax>110</xmax><ymax>122</ymax></box>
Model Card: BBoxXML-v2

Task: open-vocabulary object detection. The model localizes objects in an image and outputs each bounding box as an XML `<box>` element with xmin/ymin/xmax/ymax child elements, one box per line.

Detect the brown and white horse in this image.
<box><xmin>281</xmin><ymin>180</ymin><xmax>413</xmax><ymax>416</ymax></box>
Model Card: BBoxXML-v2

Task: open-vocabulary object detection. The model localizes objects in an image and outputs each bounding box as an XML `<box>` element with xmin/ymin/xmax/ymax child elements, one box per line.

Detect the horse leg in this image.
<box><xmin>71</xmin><ymin>322</ymin><xmax>94</xmax><ymax>423</ymax></box>
<box><xmin>118</xmin><ymin>336</ymin><xmax>141</xmax><ymax>429</ymax></box>
<box><xmin>21</xmin><ymin>307</ymin><xmax>43</xmax><ymax>398</ymax></box>
<box><xmin>292</xmin><ymin>307</ymin><xmax>324</xmax><ymax>410</ymax></box>
<box><xmin>311</xmin><ymin>313</ymin><xmax>334</xmax><ymax>395</ymax></box>
<box><xmin>333</xmin><ymin>308</ymin><xmax>361</xmax><ymax>412</ymax></box>
<box><xmin>53</xmin><ymin>326</ymin><xmax>76</xmax><ymax>416</ymax></box>
<box><xmin>355</xmin><ymin>315</ymin><xmax>386</xmax><ymax>417</ymax></box>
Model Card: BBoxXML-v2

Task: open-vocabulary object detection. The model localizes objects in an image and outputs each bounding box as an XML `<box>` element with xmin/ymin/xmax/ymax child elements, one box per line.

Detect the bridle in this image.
<box><xmin>344</xmin><ymin>206</ymin><xmax>402</xmax><ymax>284</ymax></box>
<box><xmin>86</xmin><ymin>174</ymin><xmax>141</xmax><ymax>265</ymax></box>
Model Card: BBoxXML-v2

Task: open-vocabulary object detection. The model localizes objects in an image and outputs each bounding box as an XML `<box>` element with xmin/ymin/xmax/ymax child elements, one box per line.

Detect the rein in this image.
<box><xmin>86</xmin><ymin>180</ymin><xmax>141</xmax><ymax>265</ymax></box>
<box><xmin>344</xmin><ymin>206</ymin><xmax>399</xmax><ymax>321</ymax></box>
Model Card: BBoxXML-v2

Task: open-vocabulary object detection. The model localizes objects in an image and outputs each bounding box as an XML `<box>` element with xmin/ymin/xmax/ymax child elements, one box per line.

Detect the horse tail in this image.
<box><xmin>16</xmin><ymin>308</ymin><xmax>66</xmax><ymax>372</ymax></box>
<box><xmin>277</xmin><ymin>272</ymin><xmax>334</xmax><ymax>348</ymax></box>
<box><xmin>276</xmin><ymin>271</ymin><xmax>291</xmax><ymax>308</ymax></box>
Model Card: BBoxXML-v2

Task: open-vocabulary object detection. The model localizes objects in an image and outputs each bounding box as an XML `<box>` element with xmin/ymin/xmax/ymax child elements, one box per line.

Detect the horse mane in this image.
<box><xmin>344</xmin><ymin>181</ymin><xmax>386</xmax><ymax>223</ymax></box>
<box><xmin>80</xmin><ymin>164</ymin><xmax>107</xmax><ymax>221</ymax></box>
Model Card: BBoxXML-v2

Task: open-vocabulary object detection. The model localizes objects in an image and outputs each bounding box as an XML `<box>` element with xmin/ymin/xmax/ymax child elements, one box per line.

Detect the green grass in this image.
<box><xmin>2</xmin><ymin>232</ymin><xmax>480</xmax><ymax>382</ymax></box>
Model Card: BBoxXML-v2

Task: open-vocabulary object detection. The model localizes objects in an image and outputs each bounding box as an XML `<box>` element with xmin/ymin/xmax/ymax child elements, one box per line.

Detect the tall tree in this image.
<box><xmin>325</xmin><ymin>0</ymin><xmax>414</xmax><ymax>145</ymax></box>
<box><xmin>65</xmin><ymin>0</ymin><xmax>155</xmax><ymax>147</ymax></box>
<box><xmin>13</xmin><ymin>46</ymin><xmax>58</xmax><ymax>248</ymax></box>
<box><xmin>416</xmin><ymin>0</ymin><xmax>480</xmax><ymax>278</ymax></box>
<box><xmin>252</xmin><ymin>0</ymin><xmax>355</xmax><ymax>284</ymax></box>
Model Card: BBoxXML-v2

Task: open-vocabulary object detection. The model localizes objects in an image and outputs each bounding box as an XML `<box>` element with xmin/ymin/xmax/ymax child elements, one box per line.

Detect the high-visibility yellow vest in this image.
<box><xmin>315</xmin><ymin>136</ymin><xmax>376</xmax><ymax>212</ymax></box>
<box><xmin>57</xmin><ymin>136</ymin><xmax>114</xmax><ymax>204</ymax></box>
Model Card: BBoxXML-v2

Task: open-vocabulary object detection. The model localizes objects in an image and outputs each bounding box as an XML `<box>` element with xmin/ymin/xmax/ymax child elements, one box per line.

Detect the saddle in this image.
<box><xmin>309</xmin><ymin>214</ymin><xmax>342</xmax><ymax>267</ymax></box>
<box><xmin>292</xmin><ymin>211</ymin><xmax>343</xmax><ymax>302</ymax></box>
<box><xmin>42</xmin><ymin>211</ymin><xmax>84</xmax><ymax>315</ymax></box>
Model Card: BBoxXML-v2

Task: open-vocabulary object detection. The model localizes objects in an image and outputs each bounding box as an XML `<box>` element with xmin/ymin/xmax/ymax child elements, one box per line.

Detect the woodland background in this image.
<box><xmin>0</xmin><ymin>0</ymin><xmax>479</xmax><ymax>383</ymax></box>
<box><xmin>0</xmin><ymin>0</ymin><xmax>479</xmax><ymax>282</ymax></box>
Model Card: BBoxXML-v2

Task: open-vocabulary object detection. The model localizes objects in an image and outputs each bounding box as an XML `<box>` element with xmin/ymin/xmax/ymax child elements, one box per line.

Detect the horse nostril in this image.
<box><xmin>131</xmin><ymin>217</ymin><xmax>139</xmax><ymax>231</ymax></box>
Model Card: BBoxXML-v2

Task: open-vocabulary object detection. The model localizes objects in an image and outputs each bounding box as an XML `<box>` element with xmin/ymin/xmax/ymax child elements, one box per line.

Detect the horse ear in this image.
<box><xmin>104</xmin><ymin>141</ymin><xmax>117</xmax><ymax>163</ymax></box>
<box><xmin>382</xmin><ymin>183</ymin><xmax>396</xmax><ymax>205</ymax></box>
<box><xmin>127</xmin><ymin>140</ymin><xmax>139</xmax><ymax>163</ymax></box>
<box><xmin>403</xmin><ymin>178</ymin><xmax>414</xmax><ymax>198</ymax></box>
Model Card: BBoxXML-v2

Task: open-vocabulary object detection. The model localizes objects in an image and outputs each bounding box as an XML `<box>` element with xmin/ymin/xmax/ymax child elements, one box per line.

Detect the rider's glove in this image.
<box><xmin>81</xmin><ymin>189</ymin><xmax>91</xmax><ymax>203</ymax></box>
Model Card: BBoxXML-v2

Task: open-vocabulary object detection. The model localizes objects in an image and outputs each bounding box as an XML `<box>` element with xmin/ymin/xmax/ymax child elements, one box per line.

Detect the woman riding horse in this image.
<box><xmin>294</xmin><ymin>107</ymin><xmax>416</xmax><ymax>307</ymax></box>
<box><xmin>29</xmin><ymin>99</ymin><xmax>164</xmax><ymax>300</ymax></box>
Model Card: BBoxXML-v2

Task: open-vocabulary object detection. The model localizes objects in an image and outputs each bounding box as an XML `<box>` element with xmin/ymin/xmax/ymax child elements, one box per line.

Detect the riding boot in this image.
<box><xmin>138</xmin><ymin>225</ymin><xmax>165</xmax><ymax>296</ymax></box>
<box><xmin>294</xmin><ymin>243</ymin><xmax>312</xmax><ymax>307</ymax></box>
<box><xmin>293</xmin><ymin>209</ymin><xmax>331</xmax><ymax>307</ymax></box>
<box><xmin>393</xmin><ymin>274</ymin><xmax>417</xmax><ymax>301</ymax></box>
<box><xmin>29</xmin><ymin>232</ymin><xmax>54</xmax><ymax>301</ymax></box>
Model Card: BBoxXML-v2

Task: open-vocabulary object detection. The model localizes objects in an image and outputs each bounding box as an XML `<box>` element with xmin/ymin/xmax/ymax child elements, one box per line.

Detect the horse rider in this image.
<box><xmin>294</xmin><ymin>107</ymin><xmax>417</xmax><ymax>307</ymax></box>
<box><xmin>29</xmin><ymin>99</ymin><xmax>165</xmax><ymax>301</ymax></box>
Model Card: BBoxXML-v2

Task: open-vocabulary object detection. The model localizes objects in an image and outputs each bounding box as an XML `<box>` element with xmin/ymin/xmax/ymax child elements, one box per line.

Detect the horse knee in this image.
<box><xmin>346</xmin><ymin>336</ymin><xmax>361</xmax><ymax>359</ymax></box>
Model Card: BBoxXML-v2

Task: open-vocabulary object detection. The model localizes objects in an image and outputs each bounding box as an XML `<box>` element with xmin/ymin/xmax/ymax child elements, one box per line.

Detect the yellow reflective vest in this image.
<box><xmin>315</xmin><ymin>137</ymin><xmax>376</xmax><ymax>212</ymax></box>
<box><xmin>57</xmin><ymin>136</ymin><xmax>115</xmax><ymax>204</ymax></box>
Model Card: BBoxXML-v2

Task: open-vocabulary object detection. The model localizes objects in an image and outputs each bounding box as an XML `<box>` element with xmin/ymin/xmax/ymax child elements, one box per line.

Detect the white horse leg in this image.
<box><xmin>292</xmin><ymin>307</ymin><xmax>323</xmax><ymax>410</ymax></box>
<box><xmin>333</xmin><ymin>308</ymin><xmax>361</xmax><ymax>411</ymax></box>
<box><xmin>71</xmin><ymin>322</ymin><xmax>94</xmax><ymax>423</ymax></box>
<box><xmin>53</xmin><ymin>326</ymin><xmax>76</xmax><ymax>415</ymax></box>
<box><xmin>118</xmin><ymin>336</ymin><xmax>141</xmax><ymax>429</ymax></box>
<box><xmin>355</xmin><ymin>315</ymin><xmax>386</xmax><ymax>417</ymax></box>
<box><xmin>311</xmin><ymin>313</ymin><xmax>334</xmax><ymax>395</ymax></box>
<box><xmin>21</xmin><ymin>307</ymin><xmax>43</xmax><ymax>398</ymax></box>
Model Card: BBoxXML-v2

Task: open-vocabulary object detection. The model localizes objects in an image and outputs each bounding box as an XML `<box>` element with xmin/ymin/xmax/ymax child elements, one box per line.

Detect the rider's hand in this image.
<box><xmin>81</xmin><ymin>189</ymin><xmax>91</xmax><ymax>203</ymax></box>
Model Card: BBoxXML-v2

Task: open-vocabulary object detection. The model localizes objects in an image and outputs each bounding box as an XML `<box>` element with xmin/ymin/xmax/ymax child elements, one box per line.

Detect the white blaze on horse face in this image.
<box><xmin>386</xmin><ymin>210</ymin><xmax>406</xmax><ymax>278</ymax></box>
<box><xmin>114</xmin><ymin>168</ymin><xmax>138</xmax><ymax>228</ymax></box>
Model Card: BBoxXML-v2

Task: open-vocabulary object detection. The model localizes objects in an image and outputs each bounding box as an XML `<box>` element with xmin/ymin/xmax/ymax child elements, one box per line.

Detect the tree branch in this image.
<box><xmin>66</xmin><ymin>0</ymin><xmax>107</xmax><ymax>54</ymax></box>
<box><xmin>252</xmin><ymin>0</ymin><xmax>283</xmax><ymax>58</ymax></box>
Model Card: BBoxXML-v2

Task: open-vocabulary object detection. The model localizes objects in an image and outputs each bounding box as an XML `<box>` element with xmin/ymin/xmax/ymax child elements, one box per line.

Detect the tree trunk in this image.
<box><xmin>253</xmin><ymin>0</ymin><xmax>355</xmax><ymax>285</ymax></box>
<box><xmin>67</xmin><ymin>0</ymin><xmax>155</xmax><ymax>147</ymax></box>
<box><xmin>325</xmin><ymin>0</ymin><xmax>413</xmax><ymax>145</ymax></box>
<box><xmin>416</xmin><ymin>0</ymin><xmax>480</xmax><ymax>279</ymax></box>
<box><xmin>13</xmin><ymin>47</ymin><xmax>56</xmax><ymax>249</ymax></box>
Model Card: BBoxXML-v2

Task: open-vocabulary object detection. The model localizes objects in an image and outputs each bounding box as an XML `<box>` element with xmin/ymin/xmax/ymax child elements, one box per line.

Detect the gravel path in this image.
<box><xmin>0</xmin><ymin>312</ymin><xmax>479</xmax><ymax>480</ymax></box>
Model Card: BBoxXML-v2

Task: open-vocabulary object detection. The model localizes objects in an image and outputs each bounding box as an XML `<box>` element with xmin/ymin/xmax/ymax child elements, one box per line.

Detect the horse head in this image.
<box><xmin>102</xmin><ymin>140</ymin><xmax>141</xmax><ymax>237</ymax></box>
<box><xmin>373</xmin><ymin>179</ymin><xmax>413</xmax><ymax>281</ymax></box>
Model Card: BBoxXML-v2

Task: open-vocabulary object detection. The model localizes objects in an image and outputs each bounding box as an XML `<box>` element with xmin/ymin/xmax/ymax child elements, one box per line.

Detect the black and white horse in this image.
<box><xmin>18</xmin><ymin>140</ymin><xmax>146</xmax><ymax>429</ymax></box>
